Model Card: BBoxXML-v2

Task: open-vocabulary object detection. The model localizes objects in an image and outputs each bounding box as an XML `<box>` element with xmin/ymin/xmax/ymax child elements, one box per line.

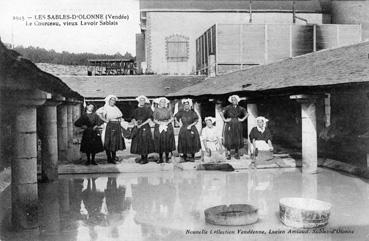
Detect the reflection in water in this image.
<box><xmin>82</xmin><ymin>178</ymin><xmax>105</xmax><ymax>240</ymax></box>
<box><xmin>105</xmin><ymin>177</ymin><xmax>131</xmax><ymax>238</ymax></box>
<box><xmin>0</xmin><ymin>169</ymin><xmax>369</xmax><ymax>241</ymax></box>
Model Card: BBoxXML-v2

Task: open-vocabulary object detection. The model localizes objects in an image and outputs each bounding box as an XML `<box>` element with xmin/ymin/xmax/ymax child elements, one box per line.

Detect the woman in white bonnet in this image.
<box><xmin>174</xmin><ymin>98</ymin><xmax>201</xmax><ymax>162</ymax></box>
<box><xmin>249</xmin><ymin>116</ymin><xmax>273</xmax><ymax>153</ymax></box>
<box><xmin>130</xmin><ymin>95</ymin><xmax>155</xmax><ymax>164</ymax></box>
<box><xmin>153</xmin><ymin>97</ymin><xmax>176</xmax><ymax>163</ymax></box>
<box><xmin>96</xmin><ymin>95</ymin><xmax>125</xmax><ymax>164</ymax></box>
<box><xmin>221</xmin><ymin>94</ymin><xmax>248</xmax><ymax>160</ymax></box>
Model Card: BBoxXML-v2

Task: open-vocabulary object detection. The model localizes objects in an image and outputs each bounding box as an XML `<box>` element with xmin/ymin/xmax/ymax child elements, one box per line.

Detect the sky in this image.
<box><xmin>0</xmin><ymin>0</ymin><xmax>141</xmax><ymax>55</ymax></box>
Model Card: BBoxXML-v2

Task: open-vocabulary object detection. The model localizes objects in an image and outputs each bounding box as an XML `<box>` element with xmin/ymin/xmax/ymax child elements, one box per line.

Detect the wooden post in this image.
<box><xmin>264</xmin><ymin>24</ymin><xmax>268</xmax><ymax>64</ymax></box>
<box><xmin>289</xmin><ymin>25</ymin><xmax>293</xmax><ymax>57</ymax></box>
<box><xmin>313</xmin><ymin>24</ymin><xmax>317</xmax><ymax>52</ymax></box>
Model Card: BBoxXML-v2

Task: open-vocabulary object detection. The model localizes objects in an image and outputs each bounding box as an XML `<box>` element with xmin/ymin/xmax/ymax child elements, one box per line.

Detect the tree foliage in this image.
<box><xmin>12</xmin><ymin>45</ymin><xmax>135</xmax><ymax>65</ymax></box>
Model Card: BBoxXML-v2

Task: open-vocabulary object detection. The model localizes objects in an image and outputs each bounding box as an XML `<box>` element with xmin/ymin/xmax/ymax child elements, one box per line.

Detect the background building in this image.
<box><xmin>137</xmin><ymin>0</ymin><xmax>369</xmax><ymax>75</ymax></box>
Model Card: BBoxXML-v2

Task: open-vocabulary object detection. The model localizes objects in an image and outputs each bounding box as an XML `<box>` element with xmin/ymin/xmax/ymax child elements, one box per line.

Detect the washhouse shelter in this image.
<box><xmin>168</xmin><ymin>41</ymin><xmax>369</xmax><ymax>174</ymax></box>
<box><xmin>58</xmin><ymin>75</ymin><xmax>206</xmax><ymax>121</ymax></box>
<box><xmin>0</xmin><ymin>40</ymin><xmax>84</xmax><ymax>230</ymax></box>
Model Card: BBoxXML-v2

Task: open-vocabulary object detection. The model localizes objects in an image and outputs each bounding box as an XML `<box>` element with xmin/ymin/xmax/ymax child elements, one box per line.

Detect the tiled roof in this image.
<box><xmin>59</xmin><ymin>75</ymin><xmax>206</xmax><ymax>99</ymax></box>
<box><xmin>168</xmin><ymin>41</ymin><xmax>369</xmax><ymax>97</ymax></box>
<box><xmin>0</xmin><ymin>42</ymin><xmax>83</xmax><ymax>100</ymax></box>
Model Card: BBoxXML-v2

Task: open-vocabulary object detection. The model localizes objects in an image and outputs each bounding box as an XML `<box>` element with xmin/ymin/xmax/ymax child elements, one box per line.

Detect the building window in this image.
<box><xmin>165</xmin><ymin>34</ymin><xmax>189</xmax><ymax>62</ymax></box>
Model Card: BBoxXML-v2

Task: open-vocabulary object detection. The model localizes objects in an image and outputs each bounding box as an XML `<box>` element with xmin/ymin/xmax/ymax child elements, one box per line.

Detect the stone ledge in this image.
<box><xmin>56</xmin><ymin>155</ymin><xmax>298</xmax><ymax>175</ymax></box>
<box><xmin>318</xmin><ymin>158</ymin><xmax>369</xmax><ymax>179</ymax></box>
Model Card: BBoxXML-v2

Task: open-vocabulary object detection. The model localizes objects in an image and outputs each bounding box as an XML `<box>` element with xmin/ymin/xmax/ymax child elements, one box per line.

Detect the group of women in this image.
<box><xmin>74</xmin><ymin>94</ymin><xmax>273</xmax><ymax>165</ymax></box>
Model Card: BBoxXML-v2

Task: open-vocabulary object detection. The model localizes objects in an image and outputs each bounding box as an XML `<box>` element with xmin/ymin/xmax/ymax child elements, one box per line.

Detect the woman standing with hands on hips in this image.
<box><xmin>96</xmin><ymin>95</ymin><xmax>125</xmax><ymax>164</ymax></box>
<box><xmin>175</xmin><ymin>99</ymin><xmax>201</xmax><ymax>162</ymax></box>
<box><xmin>221</xmin><ymin>95</ymin><xmax>248</xmax><ymax>160</ymax></box>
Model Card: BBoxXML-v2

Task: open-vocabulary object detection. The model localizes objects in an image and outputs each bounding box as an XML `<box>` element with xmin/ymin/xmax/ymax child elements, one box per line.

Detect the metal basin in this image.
<box><xmin>204</xmin><ymin>204</ymin><xmax>258</xmax><ymax>226</ymax></box>
<box><xmin>279</xmin><ymin>197</ymin><xmax>331</xmax><ymax>229</ymax></box>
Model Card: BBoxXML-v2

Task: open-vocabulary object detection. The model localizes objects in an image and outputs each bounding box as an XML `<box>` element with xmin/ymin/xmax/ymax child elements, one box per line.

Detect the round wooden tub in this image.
<box><xmin>279</xmin><ymin>197</ymin><xmax>332</xmax><ymax>229</ymax></box>
<box><xmin>204</xmin><ymin>204</ymin><xmax>258</xmax><ymax>226</ymax></box>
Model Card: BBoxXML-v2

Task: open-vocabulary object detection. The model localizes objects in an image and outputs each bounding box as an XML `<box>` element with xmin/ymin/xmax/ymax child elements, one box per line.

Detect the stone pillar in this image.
<box><xmin>193</xmin><ymin>102</ymin><xmax>202</xmax><ymax>134</ymax></box>
<box><xmin>67</xmin><ymin>104</ymin><xmax>74</xmax><ymax>161</ymax></box>
<box><xmin>39</xmin><ymin>102</ymin><xmax>60</xmax><ymax>182</ymax></box>
<box><xmin>214</xmin><ymin>102</ymin><xmax>224</xmax><ymax>138</ymax></box>
<box><xmin>247</xmin><ymin>103</ymin><xmax>258</xmax><ymax>155</ymax></box>
<box><xmin>291</xmin><ymin>95</ymin><xmax>319</xmax><ymax>174</ymax></box>
<box><xmin>301</xmin><ymin>101</ymin><xmax>318</xmax><ymax>174</ymax></box>
<box><xmin>247</xmin><ymin>103</ymin><xmax>258</xmax><ymax>136</ymax></box>
<box><xmin>72</xmin><ymin>104</ymin><xmax>82</xmax><ymax>161</ymax></box>
<box><xmin>57</xmin><ymin>104</ymin><xmax>68</xmax><ymax>163</ymax></box>
<box><xmin>12</xmin><ymin>106</ymin><xmax>39</xmax><ymax>229</ymax></box>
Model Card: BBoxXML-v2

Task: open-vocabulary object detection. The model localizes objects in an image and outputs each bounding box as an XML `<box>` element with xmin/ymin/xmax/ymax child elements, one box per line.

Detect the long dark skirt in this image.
<box><xmin>130</xmin><ymin>123</ymin><xmax>154</xmax><ymax>155</ymax></box>
<box><xmin>104</xmin><ymin>121</ymin><xmax>126</xmax><ymax>152</ymax></box>
<box><xmin>154</xmin><ymin>123</ymin><xmax>176</xmax><ymax>153</ymax></box>
<box><xmin>177</xmin><ymin>125</ymin><xmax>201</xmax><ymax>154</ymax></box>
<box><xmin>223</xmin><ymin>118</ymin><xmax>244</xmax><ymax>150</ymax></box>
<box><xmin>80</xmin><ymin>128</ymin><xmax>104</xmax><ymax>154</ymax></box>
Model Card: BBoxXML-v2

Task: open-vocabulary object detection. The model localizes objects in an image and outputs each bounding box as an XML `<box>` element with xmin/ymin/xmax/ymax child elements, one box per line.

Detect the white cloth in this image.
<box><xmin>153</xmin><ymin>98</ymin><xmax>160</xmax><ymax>104</ymax></box>
<box><xmin>97</xmin><ymin>95</ymin><xmax>123</xmax><ymax>121</ymax></box>
<box><xmin>157</xmin><ymin>97</ymin><xmax>170</xmax><ymax>106</ymax></box>
<box><xmin>228</xmin><ymin>95</ymin><xmax>241</xmax><ymax>103</ymax></box>
<box><xmin>253</xmin><ymin>140</ymin><xmax>271</xmax><ymax>151</ymax></box>
<box><xmin>136</xmin><ymin>95</ymin><xmax>150</xmax><ymax>103</ymax></box>
<box><xmin>97</xmin><ymin>105</ymin><xmax>122</xmax><ymax>120</ymax></box>
<box><xmin>96</xmin><ymin>95</ymin><xmax>123</xmax><ymax>145</ymax></box>
<box><xmin>181</xmin><ymin>98</ymin><xmax>193</xmax><ymax>107</ymax></box>
<box><xmin>255</xmin><ymin>116</ymin><xmax>269</xmax><ymax>133</ymax></box>
<box><xmin>104</xmin><ymin>94</ymin><xmax>118</xmax><ymax>103</ymax></box>
<box><xmin>204</xmin><ymin>117</ymin><xmax>216</xmax><ymax>124</ymax></box>
<box><xmin>158</xmin><ymin>123</ymin><xmax>168</xmax><ymax>133</ymax></box>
